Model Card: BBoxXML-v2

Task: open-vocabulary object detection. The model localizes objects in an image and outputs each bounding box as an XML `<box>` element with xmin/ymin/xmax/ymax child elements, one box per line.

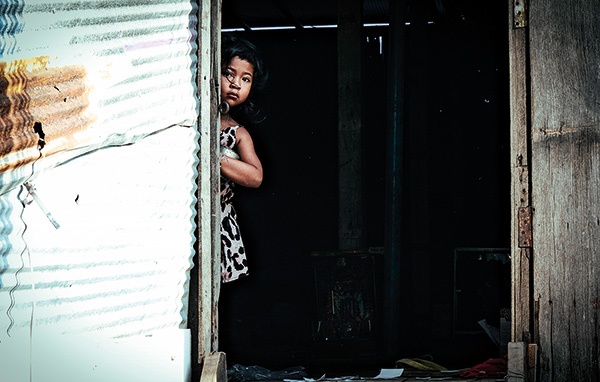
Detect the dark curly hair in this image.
<box><xmin>221</xmin><ymin>35</ymin><xmax>269</xmax><ymax>125</ymax></box>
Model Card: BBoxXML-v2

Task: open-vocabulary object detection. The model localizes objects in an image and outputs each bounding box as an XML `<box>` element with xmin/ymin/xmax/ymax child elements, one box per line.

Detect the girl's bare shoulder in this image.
<box><xmin>235</xmin><ymin>126</ymin><xmax>253</xmax><ymax>141</ymax></box>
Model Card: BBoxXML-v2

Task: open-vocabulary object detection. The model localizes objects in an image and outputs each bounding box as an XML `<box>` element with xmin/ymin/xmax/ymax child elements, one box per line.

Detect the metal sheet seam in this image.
<box><xmin>2</xmin><ymin>184</ymin><xmax>30</xmax><ymax>338</ymax></box>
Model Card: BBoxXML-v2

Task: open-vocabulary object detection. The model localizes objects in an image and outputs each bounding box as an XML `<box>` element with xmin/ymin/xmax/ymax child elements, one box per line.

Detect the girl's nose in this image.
<box><xmin>229</xmin><ymin>79</ymin><xmax>241</xmax><ymax>89</ymax></box>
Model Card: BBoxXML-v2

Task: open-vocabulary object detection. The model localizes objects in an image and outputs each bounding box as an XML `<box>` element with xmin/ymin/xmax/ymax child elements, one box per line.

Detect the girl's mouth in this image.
<box><xmin>227</xmin><ymin>92</ymin><xmax>239</xmax><ymax>99</ymax></box>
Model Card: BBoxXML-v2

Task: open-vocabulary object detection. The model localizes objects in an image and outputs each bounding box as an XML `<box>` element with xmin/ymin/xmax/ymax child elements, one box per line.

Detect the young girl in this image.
<box><xmin>219</xmin><ymin>36</ymin><xmax>268</xmax><ymax>282</ymax></box>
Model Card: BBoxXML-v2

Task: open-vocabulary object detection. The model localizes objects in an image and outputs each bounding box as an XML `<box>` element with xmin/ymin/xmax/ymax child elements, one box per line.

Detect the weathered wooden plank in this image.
<box><xmin>532</xmin><ymin>130</ymin><xmax>600</xmax><ymax>380</ymax></box>
<box><xmin>195</xmin><ymin>0</ymin><xmax>211</xmax><ymax>366</ymax></box>
<box><xmin>530</xmin><ymin>3</ymin><xmax>600</xmax><ymax>131</ymax></box>
<box><xmin>508</xmin><ymin>0</ymin><xmax>532</xmax><ymax>344</ymax></box>
<box><xmin>337</xmin><ymin>0</ymin><xmax>363</xmax><ymax>250</ymax></box>
<box><xmin>199</xmin><ymin>352</ymin><xmax>227</xmax><ymax>382</ymax></box>
<box><xmin>196</xmin><ymin>0</ymin><xmax>222</xmax><ymax>364</ymax></box>
<box><xmin>507</xmin><ymin>342</ymin><xmax>526</xmax><ymax>382</ymax></box>
<box><xmin>529</xmin><ymin>0</ymin><xmax>600</xmax><ymax>380</ymax></box>
<box><xmin>528</xmin><ymin>343</ymin><xmax>538</xmax><ymax>382</ymax></box>
<box><xmin>209</xmin><ymin>0</ymin><xmax>223</xmax><ymax>355</ymax></box>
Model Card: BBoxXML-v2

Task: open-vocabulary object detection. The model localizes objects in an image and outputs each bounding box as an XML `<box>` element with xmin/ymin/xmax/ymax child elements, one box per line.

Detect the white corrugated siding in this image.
<box><xmin>0</xmin><ymin>125</ymin><xmax>197</xmax><ymax>336</ymax></box>
<box><xmin>0</xmin><ymin>1</ymin><xmax>202</xmax><ymax>379</ymax></box>
<box><xmin>0</xmin><ymin>0</ymin><xmax>199</xmax><ymax>192</ymax></box>
<box><xmin>0</xmin><ymin>125</ymin><xmax>198</xmax><ymax>381</ymax></box>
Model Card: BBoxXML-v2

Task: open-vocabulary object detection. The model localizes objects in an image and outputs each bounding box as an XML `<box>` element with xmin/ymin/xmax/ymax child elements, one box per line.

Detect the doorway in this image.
<box><xmin>219</xmin><ymin>0</ymin><xmax>509</xmax><ymax>371</ymax></box>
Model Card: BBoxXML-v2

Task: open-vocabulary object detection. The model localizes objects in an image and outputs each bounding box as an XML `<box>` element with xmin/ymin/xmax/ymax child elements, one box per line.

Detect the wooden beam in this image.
<box><xmin>209</xmin><ymin>0</ymin><xmax>223</xmax><ymax>355</ymax></box>
<box><xmin>195</xmin><ymin>0</ymin><xmax>222</xmax><ymax>365</ymax></box>
<box><xmin>337</xmin><ymin>0</ymin><xmax>364</xmax><ymax>250</ymax></box>
<box><xmin>508</xmin><ymin>0</ymin><xmax>532</xmax><ymax>344</ymax></box>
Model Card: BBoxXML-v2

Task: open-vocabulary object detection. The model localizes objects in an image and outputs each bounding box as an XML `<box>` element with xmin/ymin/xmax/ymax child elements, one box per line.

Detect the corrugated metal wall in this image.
<box><xmin>0</xmin><ymin>1</ymin><xmax>201</xmax><ymax>379</ymax></box>
<box><xmin>1</xmin><ymin>0</ymin><xmax>199</xmax><ymax>192</ymax></box>
<box><xmin>0</xmin><ymin>126</ymin><xmax>198</xmax><ymax>337</ymax></box>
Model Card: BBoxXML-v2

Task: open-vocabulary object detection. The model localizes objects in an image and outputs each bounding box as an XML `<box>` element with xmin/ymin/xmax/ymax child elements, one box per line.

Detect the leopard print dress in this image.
<box><xmin>220</xmin><ymin>125</ymin><xmax>249</xmax><ymax>282</ymax></box>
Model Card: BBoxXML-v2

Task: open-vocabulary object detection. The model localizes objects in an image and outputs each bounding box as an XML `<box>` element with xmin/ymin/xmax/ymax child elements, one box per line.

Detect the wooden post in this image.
<box><xmin>195</xmin><ymin>0</ymin><xmax>222</xmax><ymax>365</ymax></box>
<box><xmin>208</xmin><ymin>0</ymin><xmax>223</xmax><ymax>355</ymax></box>
<box><xmin>508</xmin><ymin>0</ymin><xmax>532</xmax><ymax>345</ymax></box>
<box><xmin>528</xmin><ymin>0</ymin><xmax>600</xmax><ymax>380</ymax></box>
<box><xmin>337</xmin><ymin>0</ymin><xmax>363</xmax><ymax>250</ymax></box>
<box><xmin>383</xmin><ymin>0</ymin><xmax>406</xmax><ymax>358</ymax></box>
<box><xmin>507</xmin><ymin>342</ymin><xmax>527</xmax><ymax>382</ymax></box>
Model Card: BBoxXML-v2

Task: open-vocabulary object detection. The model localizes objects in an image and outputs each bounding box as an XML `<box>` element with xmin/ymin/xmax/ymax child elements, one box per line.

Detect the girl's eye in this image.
<box><xmin>242</xmin><ymin>77</ymin><xmax>251</xmax><ymax>83</ymax></box>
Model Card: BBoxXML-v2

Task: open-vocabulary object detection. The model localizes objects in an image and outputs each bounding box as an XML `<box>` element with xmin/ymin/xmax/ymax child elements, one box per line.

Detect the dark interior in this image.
<box><xmin>219</xmin><ymin>0</ymin><xmax>510</xmax><ymax>374</ymax></box>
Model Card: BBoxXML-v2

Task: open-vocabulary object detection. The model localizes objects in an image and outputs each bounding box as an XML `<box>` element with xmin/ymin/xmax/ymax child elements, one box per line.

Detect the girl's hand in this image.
<box><xmin>220</xmin><ymin>126</ymin><xmax>262</xmax><ymax>188</ymax></box>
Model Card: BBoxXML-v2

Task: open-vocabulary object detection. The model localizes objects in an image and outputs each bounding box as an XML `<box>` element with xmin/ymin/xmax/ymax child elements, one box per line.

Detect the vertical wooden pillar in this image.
<box><xmin>337</xmin><ymin>0</ymin><xmax>364</xmax><ymax>250</ymax></box>
<box><xmin>195</xmin><ymin>0</ymin><xmax>222</xmax><ymax>365</ymax></box>
<box><xmin>508</xmin><ymin>0</ymin><xmax>532</xmax><ymax>345</ymax></box>
<box><xmin>508</xmin><ymin>1</ymin><xmax>533</xmax><ymax>379</ymax></box>
<box><xmin>208</xmin><ymin>0</ymin><xmax>223</xmax><ymax>355</ymax></box>
<box><xmin>383</xmin><ymin>0</ymin><xmax>406</xmax><ymax>358</ymax></box>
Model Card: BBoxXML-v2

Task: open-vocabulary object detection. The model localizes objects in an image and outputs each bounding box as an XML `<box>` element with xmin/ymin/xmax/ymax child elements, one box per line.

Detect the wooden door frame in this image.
<box><xmin>508</xmin><ymin>0</ymin><xmax>536</xmax><ymax>379</ymax></box>
<box><xmin>508</xmin><ymin>1</ymin><xmax>600</xmax><ymax>380</ymax></box>
<box><xmin>508</xmin><ymin>0</ymin><xmax>533</xmax><ymax>346</ymax></box>
<box><xmin>193</xmin><ymin>0</ymin><xmax>222</xmax><ymax>367</ymax></box>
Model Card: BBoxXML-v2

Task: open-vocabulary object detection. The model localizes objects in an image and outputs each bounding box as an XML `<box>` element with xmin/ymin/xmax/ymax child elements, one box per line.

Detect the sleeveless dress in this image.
<box><xmin>220</xmin><ymin>125</ymin><xmax>249</xmax><ymax>282</ymax></box>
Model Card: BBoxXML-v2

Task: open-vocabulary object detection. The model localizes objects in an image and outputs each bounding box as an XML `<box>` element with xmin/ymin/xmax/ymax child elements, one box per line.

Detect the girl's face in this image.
<box><xmin>221</xmin><ymin>56</ymin><xmax>254</xmax><ymax>109</ymax></box>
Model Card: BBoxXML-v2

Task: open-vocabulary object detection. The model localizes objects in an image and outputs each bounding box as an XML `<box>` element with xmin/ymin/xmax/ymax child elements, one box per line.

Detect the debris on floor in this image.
<box><xmin>228</xmin><ymin>364</ymin><xmax>308</xmax><ymax>382</ymax></box>
<box><xmin>226</xmin><ymin>356</ymin><xmax>507</xmax><ymax>382</ymax></box>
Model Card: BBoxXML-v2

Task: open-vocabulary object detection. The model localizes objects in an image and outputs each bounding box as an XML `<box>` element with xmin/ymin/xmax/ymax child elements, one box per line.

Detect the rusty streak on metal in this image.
<box><xmin>0</xmin><ymin>57</ymin><xmax>96</xmax><ymax>173</ymax></box>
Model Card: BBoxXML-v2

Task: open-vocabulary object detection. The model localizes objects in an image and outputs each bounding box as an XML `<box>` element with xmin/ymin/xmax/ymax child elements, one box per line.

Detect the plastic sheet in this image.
<box><xmin>228</xmin><ymin>364</ymin><xmax>308</xmax><ymax>382</ymax></box>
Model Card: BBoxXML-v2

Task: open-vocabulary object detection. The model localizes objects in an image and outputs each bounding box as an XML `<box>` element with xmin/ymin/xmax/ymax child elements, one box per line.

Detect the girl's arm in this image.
<box><xmin>220</xmin><ymin>126</ymin><xmax>263</xmax><ymax>188</ymax></box>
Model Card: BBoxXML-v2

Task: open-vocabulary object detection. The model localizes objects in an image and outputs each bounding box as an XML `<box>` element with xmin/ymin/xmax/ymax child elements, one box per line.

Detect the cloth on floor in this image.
<box><xmin>459</xmin><ymin>356</ymin><xmax>507</xmax><ymax>379</ymax></box>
